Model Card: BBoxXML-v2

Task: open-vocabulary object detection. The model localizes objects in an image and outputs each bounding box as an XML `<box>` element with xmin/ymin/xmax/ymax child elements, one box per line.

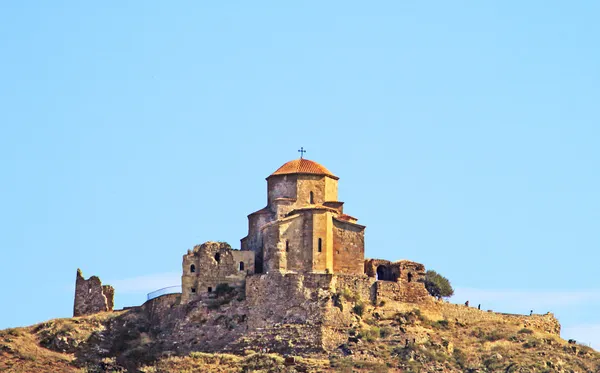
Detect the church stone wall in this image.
<box><xmin>280</xmin><ymin>215</ymin><xmax>310</xmax><ymax>272</ymax></box>
<box><xmin>242</xmin><ymin>210</ymin><xmax>272</xmax><ymax>271</ymax></box>
<box><xmin>332</xmin><ymin>218</ymin><xmax>364</xmax><ymax>275</ymax></box>
<box><xmin>324</xmin><ymin>177</ymin><xmax>338</xmax><ymax>202</ymax></box>
<box><xmin>267</xmin><ymin>174</ymin><xmax>297</xmax><ymax>205</ymax></box>
<box><xmin>312</xmin><ymin>210</ymin><xmax>333</xmax><ymax>272</ymax></box>
<box><xmin>73</xmin><ymin>269</ymin><xmax>114</xmax><ymax>317</ymax></box>
<box><xmin>297</xmin><ymin>175</ymin><xmax>327</xmax><ymax>205</ymax></box>
<box><xmin>262</xmin><ymin>222</ymin><xmax>284</xmax><ymax>273</ymax></box>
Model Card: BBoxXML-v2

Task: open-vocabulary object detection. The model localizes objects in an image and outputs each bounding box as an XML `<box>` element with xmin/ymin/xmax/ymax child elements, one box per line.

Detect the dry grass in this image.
<box><xmin>0</xmin><ymin>326</ymin><xmax>77</xmax><ymax>373</ymax></box>
<box><xmin>140</xmin><ymin>352</ymin><xmax>331</xmax><ymax>373</ymax></box>
<box><xmin>1</xmin><ymin>305</ymin><xmax>599</xmax><ymax>373</ymax></box>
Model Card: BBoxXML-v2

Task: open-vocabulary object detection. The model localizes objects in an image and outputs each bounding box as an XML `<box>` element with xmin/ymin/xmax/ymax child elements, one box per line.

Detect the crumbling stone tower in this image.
<box><xmin>241</xmin><ymin>158</ymin><xmax>365</xmax><ymax>275</ymax></box>
<box><xmin>73</xmin><ymin>269</ymin><xmax>114</xmax><ymax>317</ymax></box>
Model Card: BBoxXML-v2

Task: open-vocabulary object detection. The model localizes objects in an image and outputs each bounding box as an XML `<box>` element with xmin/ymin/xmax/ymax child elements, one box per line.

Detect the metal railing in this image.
<box><xmin>147</xmin><ymin>285</ymin><xmax>182</xmax><ymax>301</ymax></box>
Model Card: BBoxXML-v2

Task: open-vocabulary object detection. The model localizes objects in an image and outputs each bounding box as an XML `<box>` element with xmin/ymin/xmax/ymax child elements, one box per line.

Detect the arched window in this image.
<box><xmin>285</xmin><ymin>240</ymin><xmax>289</xmax><ymax>252</ymax></box>
<box><xmin>309</xmin><ymin>191</ymin><xmax>314</xmax><ymax>204</ymax></box>
<box><xmin>239</xmin><ymin>261</ymin><xmax>245</xmax><ymax>271</ymax></box>
<box><xmin>191</xmin><ymin>287</ymin><xmax>196</xmax><ymax>293</ymax></box>
<box><xmin>214</xmin><ymin>253</ymin><xmax>221</xmax><ymax>263</ymax></box>
<box><xmin>318</xmin><ymin>238</ymin><xmax>322</xmax><ymax>252</ymax></box>
<box><xmin>190</xmin><ymin>264</ymin><xmax>196</xmax><ymax>273</ymax></box>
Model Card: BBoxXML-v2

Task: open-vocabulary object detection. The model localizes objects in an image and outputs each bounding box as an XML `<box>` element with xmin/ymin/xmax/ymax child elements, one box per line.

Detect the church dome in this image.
<box><xmin>269</xmin><ymin>158</ymin><xmax>338</xmax><ymax>179</ymax></box>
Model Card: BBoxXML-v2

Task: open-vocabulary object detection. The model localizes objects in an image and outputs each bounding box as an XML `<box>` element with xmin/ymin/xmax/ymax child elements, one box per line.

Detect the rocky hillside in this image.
<box><xmin>1</xmin><ymin>295</ymin><xmax>599</xmax><ymax>373</ymax></box>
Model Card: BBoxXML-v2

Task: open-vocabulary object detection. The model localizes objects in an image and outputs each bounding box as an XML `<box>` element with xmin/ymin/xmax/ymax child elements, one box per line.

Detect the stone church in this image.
<box><xmin>72</xmin><ymin>156</ymin><xmax>561</xmax><ymax>356</ymax></box>
<box><xmin>180</xmin><ymin>157</ymin><xmax>426</xmax><ymax>304</ymax></box>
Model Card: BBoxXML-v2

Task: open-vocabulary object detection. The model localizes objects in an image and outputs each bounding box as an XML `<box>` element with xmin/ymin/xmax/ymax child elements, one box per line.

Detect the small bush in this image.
<box><xmin>434</xmin><ymin>319</ymin><xmax>449</xmax><ymax>329</ymax></box>
<box><xmin>453</xmin><ymin>348</ymin><xmax>468</xmax><ymax>369</ymax></box>
<box><xmin>332</xmin><ymin>293</ymin><xmax>343</xmax><ymax>311</ymax></box>
<box><xmin>523</xmin><ymin>338</ymin><xmax>539</xmax><ymax>348</ymax></box>
<box><xmin>518</xmin><ymin>328</ymin><xmax>534</xmax><ymax>334</ymax></box>
<box><xmin>341</xmin><ymin>287</ymin><xmax>358</xmax><ymax>302</ymax></box>
<box><xmin>484</xmin><ymin>330</ymin><xmax>507</xmax><ymax>342</ymax></box>
<box><xmin>379</xmin><ymin>326</ymin><xmax>394</xmax><ymax>338</ymax></box>
<box><xmin>352</xmin><ymin>302</ymin><xmax>365</xmax><ymax>317</ymax></box>
<box><xmin>362</xmin><ymin>327</ymin><xmax>380</xmax><ymax>342</ymax></box>
<box><xmin>215</xmin><ymin>283</ymin><xmax>234</xmax><ymax>296</ymax></box>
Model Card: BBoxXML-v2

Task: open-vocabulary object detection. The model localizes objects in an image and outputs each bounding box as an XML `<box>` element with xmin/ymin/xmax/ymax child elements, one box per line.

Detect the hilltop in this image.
<box><xmin>1</xmin><ymin>289</ymin><xmax>598</xmax><ymax>373</ymax></box>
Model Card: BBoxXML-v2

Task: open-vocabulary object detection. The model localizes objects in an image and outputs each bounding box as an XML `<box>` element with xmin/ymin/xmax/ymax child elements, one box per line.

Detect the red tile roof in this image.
<box><xmin>269</xmin><ymin>158</ymin><xmax>337</xmax><ymax>179</ymax></box>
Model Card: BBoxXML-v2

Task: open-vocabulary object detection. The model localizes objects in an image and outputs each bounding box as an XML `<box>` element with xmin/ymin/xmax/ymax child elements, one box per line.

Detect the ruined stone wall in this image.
<box><xmin>411</xmin><ymin>301</ymin><xmax>561</xmax><ymax>336</ymax></box>
<box><xmin>365</xmin><ymin>259</ymin><xmax>425</xmax><ymax>284</ymax></box>
<box><xmin>332</xmin><ymin>218</ymin><xmax>364</xmax><ymax>275</ymax></box>
<box><xmin>375</xmin><ymin>280</ymin><xmax>431</xmax><ymax>304</ymax></box>
<box><xmin>102</xmin><ymin>285</ymin><xmax>115</xmax><ymax>311</ymax></box>
<box><xmin>142</xmin><ymin>293</ymin><xmax>181</xmax><ymax>324</ymax></box>
<box><xmin>73</xmin><ymin>269</ymin><xmax>114</xmax><ymax>317</ymax></box>
<box><xmin>181</xmin><ymin>242</ymin><xmax>254</xmax><ymax>303</ymax></box>
<box><xmin>397</xmin><ymin>260</ymin><xmax>426</xmax><ymax>283</ymax></box>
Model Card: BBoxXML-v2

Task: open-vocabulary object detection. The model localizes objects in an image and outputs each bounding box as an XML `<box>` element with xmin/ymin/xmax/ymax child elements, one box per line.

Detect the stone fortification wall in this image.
<box><xmin>141</xmin><ymin>293</ymin><xmax>181</xmax><ymax>325</ymax></box>
<box><xmin>375</xmin><ymin>279</ymin><xmax>431</xmax><ymax>304</ymax></box>
<box><xmin>400</xmin><ymin>301</ymin><xmax>561</xmax><ymax>336</ymax></box>
<box><xmin>245</xmin><ymin>273</ymin><xmax>333</xmax><ymax>329</ymax></box>
<box><xmin>246</xmin><ymin>273</ymin><xmax>432</xmax><ymax>329</ymax></box>
<box><xmin>73</xmin><ymin>269</ymin><xmax>114</xmax><ymax>317</ymax></box>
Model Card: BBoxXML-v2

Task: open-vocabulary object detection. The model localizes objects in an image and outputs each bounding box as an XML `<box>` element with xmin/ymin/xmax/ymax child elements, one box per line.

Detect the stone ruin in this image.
<box><xmin>73</xmin><ymin>268</ymin><xmax>114</xmax><ymax>317</ymax></box>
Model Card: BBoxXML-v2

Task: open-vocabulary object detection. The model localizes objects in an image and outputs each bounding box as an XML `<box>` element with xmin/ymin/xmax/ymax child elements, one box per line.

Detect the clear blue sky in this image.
<box><xmin>1</xmin><ymin>1</ymin><xmax>599</xmax><ymax>347</ymax></box>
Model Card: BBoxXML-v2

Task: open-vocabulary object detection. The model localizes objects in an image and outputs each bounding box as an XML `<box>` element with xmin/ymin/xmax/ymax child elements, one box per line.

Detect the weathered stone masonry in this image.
<box><xmin>73</xmin><ymin>269</ymin><xmax>114</xmax><ymax>317</ymax></box>
<box><xmin>180</xmin><ymin>158</ymin><xmax>430</xmax><ymax>307</ymax></box>
<box><xmin>71</xmin><ymin>156</ymin><xmax>564</xmax><ymax>355</ymax></box>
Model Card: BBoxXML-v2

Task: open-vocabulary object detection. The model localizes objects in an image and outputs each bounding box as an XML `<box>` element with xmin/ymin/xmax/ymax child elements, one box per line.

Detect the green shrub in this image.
<box><xmin>434</xmin><ymin>319</ymin><xmax>449</xmax><ymax>329</ymax></box>
<box><xmin>518</xmin><ymin>328</ymin><xmax>534</xmax><ymax>334</ymax></box>
<box><xmin>379</xmin><ymin>326</ymin><xmax>394</xmax><ymax>338</ymax></box>
<box><xmin>484</xmin><ymin>330</ymin><xmax>507</xmax><ymax>342</ymax></box>
<box><xmin>523</xmin><ymin>338</ymin><xmax>539</xmax><ymax>348</ymax></box>
<box><xmin>362</xmin><ymin>326</ymin><xmax>380</xmax><ymax>342</ymax></box>
<box><xmin>352</xmin><ymin>302</ymin><xmax>365</xmax><ymax>317</ymax></box>
<box><xmin>332</xmin><ymin>293</ymin><xmax>343</xmax><ymax>311</ymax></box>
<box><xmin>453</xmin><ymin>348</ymin><xmax>468</xmax><ymax>368</ymax></box>
<box><xmin>341</xmin><ymin>287</ymin><xmax>358</xmax><ymax>302</ymax></box>
<box><xmin>215</xmin><ymin>283</ymin><xmax>234</xmax><ymax>296</ymax></box>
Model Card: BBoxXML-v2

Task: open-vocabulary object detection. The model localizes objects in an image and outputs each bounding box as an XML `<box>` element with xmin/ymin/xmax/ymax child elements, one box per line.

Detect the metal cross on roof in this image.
<box><xmin>298</xmin><ymin>147</ymin><xmax>307</xmax><ymax>159</ymax></box>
